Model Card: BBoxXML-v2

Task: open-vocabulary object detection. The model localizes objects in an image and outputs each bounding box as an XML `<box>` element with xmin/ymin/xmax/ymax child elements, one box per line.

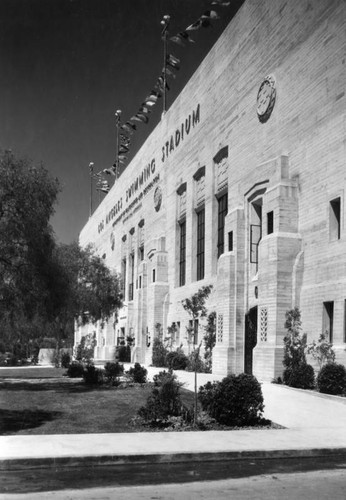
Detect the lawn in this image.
<box><xmin>0</xmin><ymin>367</ymin><xmax>195</xmax><ymax>435</ymax></box>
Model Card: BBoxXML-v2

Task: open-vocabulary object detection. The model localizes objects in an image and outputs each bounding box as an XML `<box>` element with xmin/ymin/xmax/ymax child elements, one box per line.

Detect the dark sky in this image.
<box><xmin>0</xmin><ymin>0</ymin><xmax>244</xmax><ymax>244</ymax></box>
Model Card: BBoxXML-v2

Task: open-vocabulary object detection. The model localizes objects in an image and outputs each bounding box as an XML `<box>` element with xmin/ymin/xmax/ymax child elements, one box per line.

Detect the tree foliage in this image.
<box><xmin>53</xmin><ymin>242</ymin><xmax>123</xmax><ymax>332</ymax></box>
<box><xmin>182</xmin><ymin>285</ymin><xmax>213</xmax><ymax>321</ymax></box>
<box><xmin>306</xmin><ymin>332</ymin><xmax>335</xmax><ymax>371</ymax></box>
<box><xmin>283</xmin><ymin>307</ymin><xmax>307</xmax><ymax>369</ymax></box>
<box><xmin>182</xmin><ymin>285</ymin><xmax>213</xmax><ymax>349</ymax></box>
<box><xmin>0</xmin><ymin>150</ymin><xmax>60</xmax><ymax>347</ymax></box>
<box><xmin>0</xmin><ymin>150</ymin><xmax>122</xmax><ymax>352</ymax></box>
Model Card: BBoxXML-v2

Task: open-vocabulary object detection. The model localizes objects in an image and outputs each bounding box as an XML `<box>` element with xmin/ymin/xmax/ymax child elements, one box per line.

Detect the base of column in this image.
<box><xmin>212</xmin><ymin>346</ymin><xmax>236</xmax><ymax>376</ymax></box>
<box><xmin>253</xmin><ymin>344</ymin><xmax>284</xmax><ymax>382</ymax></box>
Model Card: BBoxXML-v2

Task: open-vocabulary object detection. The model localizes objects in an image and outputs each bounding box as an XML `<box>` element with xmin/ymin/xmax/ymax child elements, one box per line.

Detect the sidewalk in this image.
<box><xmin>1</xmin><ymin>367</ymin><xmax>346</xmax><ymax>470</ymax></box>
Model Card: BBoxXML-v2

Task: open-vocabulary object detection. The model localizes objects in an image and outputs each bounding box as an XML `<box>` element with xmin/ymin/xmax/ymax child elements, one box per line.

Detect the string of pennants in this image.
<box><xmin>95</xmin><ymin>0</ymin><xmax>231</xmax><ymax>193</ymax></box>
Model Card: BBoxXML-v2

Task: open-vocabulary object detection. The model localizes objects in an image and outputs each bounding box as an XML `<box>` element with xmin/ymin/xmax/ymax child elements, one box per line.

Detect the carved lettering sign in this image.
<box><xmin>97</xmin><ymin>104</ymin><xmax>201</xmax><ymax>234</ymax></box>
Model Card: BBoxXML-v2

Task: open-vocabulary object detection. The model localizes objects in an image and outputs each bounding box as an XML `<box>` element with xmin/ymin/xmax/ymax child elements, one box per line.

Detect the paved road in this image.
<box><xmin>1</xmin><ymin>455</ymin><xmax>346</xmax><ymax>498</ymax></box>
<box><xmin>1</xmin><ymin>467</ymin><xmax>346</xmax><ymax>499</ymax></box>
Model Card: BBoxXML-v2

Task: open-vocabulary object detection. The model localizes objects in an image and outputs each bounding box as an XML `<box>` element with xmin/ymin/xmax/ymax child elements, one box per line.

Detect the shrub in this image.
<box><xmin>307</xmin><ymin>332</ymin><xmax>335</xmax><ymax>371</ymax></box>
<box><xmin>66</xmin><ymin>361</ymin><xmax>84</xmax><ymax>378</ymax></box>
<box><xmin>138</xmin><ymin>371</ymin><xmax>187</xmax><ymax>423</ymax></box>
<box><xmin>198</xmin><ymin>373</ymin><xmax>264</xmax><ymax>427</ymax></box>
<box><xmin>283</xmin><ymin>307</ymin><xmax>307</xmax><ymax>370</ymax></box>
<box><xmin>166</xmin><ymin>350</ymin><xmax>188</xmax><ymax>370</ymax></box>
<box><xmin>104</xmin><ymin>362</ymin><xmax>124</xmax><ymax>384</ymax></box>
<box><xmin>152</xmin><ymin>338</ymin><xmax>168</xmax><ymax>367</ymax></box>
<box><xmin>61</xmin><ymin>351</ymin><xmax>71</xmax><ymax>368</ymax></box>
<box><xmin>75</xmin><ymin>334</ymin><xmax>96</xmax><ymax>364</ymax></box>
<box><xmin>186</xmin><ymin>351</ymin><xmax>208</xmax><ymax>373</ymax></box>
<box><xmin>283</xmin><ymin>364</ymin><xmax>315</xmax><ymax>389</ymax></box>
<box><xmin>281</xmin><ymin>307</ymin><xmax>315</xmax><ymax>389</ymax></box>
<box><xmin>117</xmin><ymin>345</ymin><xmax>131</xmax><ymax>362</ymax></box>
<box><xmin>317</xmin><ymin>363</ymin><xmax>346</xmax><ymax>395</ymax></box>
<box><xmin>82</xmin><ymin>364</ymin><xmax>104</xmax><ymax>385</ymax></box>
<box><xmin>53</xmin><ymin>349</ymin><xmax>60</xmax><ymax>368</ymax></box>
<box><xmin>127</xmin><ymin>363</ymin><xmax>147</xmax><ymax>384</ymax></box>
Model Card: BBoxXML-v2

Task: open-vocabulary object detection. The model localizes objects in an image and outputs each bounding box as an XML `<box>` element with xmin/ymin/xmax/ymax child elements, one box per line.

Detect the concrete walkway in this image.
<box><xmin>1</xmin><ymin>366</ymin><xmax>346</xmax><ymax>470</ymax></box>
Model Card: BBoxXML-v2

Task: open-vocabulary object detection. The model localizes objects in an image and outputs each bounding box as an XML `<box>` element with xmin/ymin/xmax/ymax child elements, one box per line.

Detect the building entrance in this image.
<box><xmin>244</xmin><ymin>306</ymin><xmax>258</xmax><ymax>374</ymax></box>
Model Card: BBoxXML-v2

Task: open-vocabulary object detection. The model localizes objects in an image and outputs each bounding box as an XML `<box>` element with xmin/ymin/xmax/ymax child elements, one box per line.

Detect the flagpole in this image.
<box><xmin>115</xmin><ymin>109</ymin><xmax>122</xmax><ymax>178</ymax></box>
<box><xmin>89</xmin><ymin>162</ymin><xmax>94</xmax><ymax>217</ymax></box>
<box><xmin>161</xmin><ymin>15</ymin><xmax>170</xmax><ymax>115</ymax></box>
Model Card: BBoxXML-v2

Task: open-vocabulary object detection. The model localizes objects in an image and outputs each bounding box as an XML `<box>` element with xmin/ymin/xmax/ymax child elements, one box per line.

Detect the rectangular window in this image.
<box><xmin>128</xmin><ymin>253</ymin><xmax>134</xmax><ymax>301</ymax></box>
<box><xmin>139</xmin><ymin>245</ymin><xmax>144</xmax><ymax>261</ymax></box>
<box><xmin>267</xmin><ymin>211</ymin><xmax>274</xmax><ymax>235</ymax></box>
<box><xmin>139</xmin><ymin>275</ymin><xmax>142</xmax><ymax>289</ymax></box>
<box><xmin>121</xmin><ymin>258</ymin><xmax>126</xmax><ymax>298</ymax></box>
<box><xmin>179</xmin><ymin>220</ymin><xmax>186</xmax><ymax>286</ymax></box>
<box><xmin>250</xmin><ymin>224</ymin><xmax>262</xmax><ymax>264</ymax></box>
<box><xmin>323</xmin><ymin>301</ymin><xmax>334</xmax><ymax>343</ymax></box>
<box><xmin>196</xmin><ymin>208</ymin><xmax>205</xmax><ymax>281</ymax></box>
<box><xmin>228</xmin><ymin>231</ymin><xmax>233</xmax><ymax>251</ymax></box>
<box><xmin>330</xmin><ymin>197</ymin><xmax>341</xmax><ymax>241</ymax></box>
<box><xmin>217</xmin><ymin>193</ymin><xmax>228</xmax><ymax>258</ymax></box>
<box><xmin>152</xmin><ymin>269</ymin><xmax>156</xmax><ymax>283</ymax></box>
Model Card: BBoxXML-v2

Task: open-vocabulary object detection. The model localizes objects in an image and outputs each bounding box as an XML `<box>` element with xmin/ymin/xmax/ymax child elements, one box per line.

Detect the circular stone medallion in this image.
<box><xmin>256</xmin><ymin>74</ymin><xmax>276</xmax><ymax>123</ymax></box>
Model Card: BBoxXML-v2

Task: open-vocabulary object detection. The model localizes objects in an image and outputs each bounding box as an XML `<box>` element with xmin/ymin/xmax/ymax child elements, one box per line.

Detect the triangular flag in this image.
<box><xmin>162</xmin><ymin>66</ymin><xmax>177</xmax><ymax>78</ymax></box>
<box><xmin>103</xmin><ymin>168</ymin><xmax>113</xmax><ymax>175</ymax></box>
<box><xmin>166</xmin><ymin>54</ymin><xmax>180</xmax><ymax>70</ymax></box>
<box><xmin>170</xmin><ymin>31</ymin><xmax>195</xmax><ymax>46</ymax></box>
<box><xmin>119</xmin><ymin>145</ymin><xmax>129</xmax><ymax>154</ymax></box>
<box><xmin>139</xmin><ymin>105</ymin><xmax>151</xmax><ymax>114</ymax></box>
<box><xmin>135</xmin><ymin>113</ymin><xmax>149</xmax><ymax>124</ymax></box>
<box><xmin>201</xmin><ymin>10</ymin><xmax>220</xmax><ymax>20</ymax></box>
<box><xmin>211</xmin><ymin>0</ymin><xmax>230</xmax><ymax>6</ymax></box>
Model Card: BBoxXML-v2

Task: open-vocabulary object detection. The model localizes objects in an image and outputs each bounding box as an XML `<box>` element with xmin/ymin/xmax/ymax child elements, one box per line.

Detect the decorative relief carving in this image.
<box><xmin>217</xmin><ymin>313</ymin><xmax>224</xmax><ymax>343</ymax></box>
<box><xmin>196</xmin><ymin>175</ymin><xmax>205</xmax><ymax>207</ymax></box>
<box><xmin>179</xmin><ymin>190</ymin><xmax>187</xmax><ymax>218</ymax></box>
<box><xmin>217</xmin><ymin>156</ymin><xmax>229</xmax><ymax>193</ymax></box>
<box><xmin>260</xmin><ymin>307</ymin><xmax>268</xmax><ymax>342</ymax></box>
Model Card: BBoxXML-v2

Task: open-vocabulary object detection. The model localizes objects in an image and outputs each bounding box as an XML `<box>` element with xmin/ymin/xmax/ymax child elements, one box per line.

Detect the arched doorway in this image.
<box><xmin>244</xmin><ymin>306</ymin><xmax>258</xmax><ymax>374</ymax></box>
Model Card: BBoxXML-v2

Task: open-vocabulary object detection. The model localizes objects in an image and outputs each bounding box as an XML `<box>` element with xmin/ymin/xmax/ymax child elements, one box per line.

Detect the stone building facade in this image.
<box><xmin>76</xmin><ymin>0</ymin><xmax>346</xmax><ymax>381</ymax></box>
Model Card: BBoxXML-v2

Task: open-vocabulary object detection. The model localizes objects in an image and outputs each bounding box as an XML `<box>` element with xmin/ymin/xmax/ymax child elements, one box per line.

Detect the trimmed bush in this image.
<box><xmin>138</xmin><ymin>371</ymin><xmax>187</xmax><ymax>423</ymax></box>
<box><xmin>127</xmin><ymin>363</ymin><xmax>147</xmax><ymax>384</ymax></box>
<box><xmin>61</xmin><ymin>352</ymin><xmax>71</xmax><ymax>368</ymax></box>
<box><xmin>317</xmin><ymin>363</ymin><xmax>346</xmax><ymax>395</ymax></box>
<box><xmin>117</xmin><ymin>345</ymin><xmax>131</xmax><ymax>362</ymax></box>
<box><xmin>198</xmin><ymin>373</ymin><xmax>264</xmax><ymax>427</ymax></box>
<box><xmin>83</xmin><ymin>364</ymin><xmax>104</xmax><ymax>385</ymax></box>
<box><xmin>104</xmin><ymin>362</ymin><xmax>124</xmax><ymax>384</ymax></box>
<box><xmin>152</xmin><ymin>338</ymin><xmax>168</xmax><ymax>367</ymax></box>
<box><xmin>186</xmin><ymin>351</ymin><xmax>208</xmax><ymax>373</ymax></box>
<box><xmin>66</xmin><ymin>361</ymin><xmax>84</xmax><ymax>378</ymax></box>
<box><xmin>283</xmin><ymin>364</ymin><xmax>315</xmax><ymax>389</ymax></box>
<box><xmin>166</xmin><ymin>350</ymin><xmax>188</xmax><ymax>370</ymax></box>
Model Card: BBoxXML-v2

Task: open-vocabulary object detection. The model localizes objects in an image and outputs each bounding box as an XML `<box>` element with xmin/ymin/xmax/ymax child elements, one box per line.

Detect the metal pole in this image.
<box><xmin>163</xmin><ymin>29</ymin><xmax>167</xmax><ymax>113</ymax></box>
<box><xmin>115</xmin><ymin>110</ymin><xmax>122</xmax><ymax>178</ymax></box>
<box><xmin>89</xmin><ymin>162</ymin><xmax>94</xmax><ymax>217</ymax></box>
<box><xmin>161</xmin><ymin>15</ymin><xmax>170</xmax><ymax>115</ymax></box>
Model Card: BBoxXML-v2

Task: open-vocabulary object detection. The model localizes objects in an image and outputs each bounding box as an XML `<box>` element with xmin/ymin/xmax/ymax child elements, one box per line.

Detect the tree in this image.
<box><xmin>182</xmin><ymin>285</ymin><xmax>213</xmax><ymax>425</ymax></box>
<box><xmin>283</xmin><ymin>307</ymin><xmax>307</xmax><ymax>370</ymax></box>
<box><xmin>307</xmin><ymin>332</ymin><xmax>335</xmax><ymax>371</ymax></box>
<box><xmin>0</xmin><ymin>150</ymin><xmax>61</xmax><ymax>350</ymax></box>
<box><xmin>182</xmin><ymin>285</ymin><xmax>213</xmax><ymax>350</ymax></box>
<box><xmin>203</xmin><ymin>311</ymin><xmax>216</xmax><ymax>372</ymax></box>
<box><xmin>52</xmin><ymin>242</ymin><xmax>123</xmax><ymax>346</ymax></box>
<box><xmin>282</xmin><ymin>307</ymin><xmax>315</xmax><ymax>389</ymax></box>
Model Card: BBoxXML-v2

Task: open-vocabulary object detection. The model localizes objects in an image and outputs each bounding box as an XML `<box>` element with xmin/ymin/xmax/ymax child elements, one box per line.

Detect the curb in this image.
<box><xmin>2</xmin><ymin>447</ymin><xmax>346</xmax><ymax>471</ymax></box>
